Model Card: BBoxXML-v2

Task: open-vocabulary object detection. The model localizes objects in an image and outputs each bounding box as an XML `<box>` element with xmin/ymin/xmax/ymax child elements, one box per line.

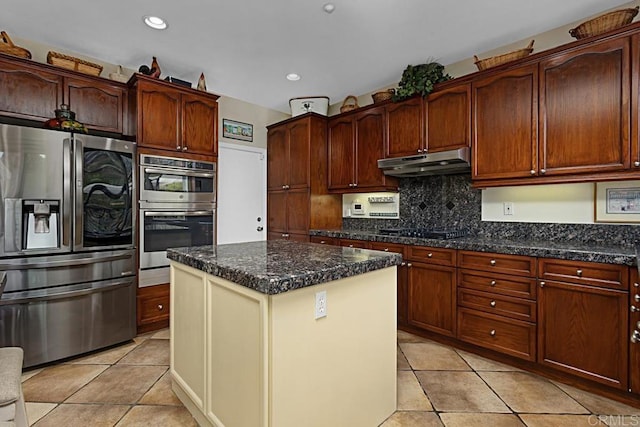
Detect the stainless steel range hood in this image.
<box><xmin>377</xmin><ymin>147</ymin><xmax>470</xmax><ymax>177</ymax></box>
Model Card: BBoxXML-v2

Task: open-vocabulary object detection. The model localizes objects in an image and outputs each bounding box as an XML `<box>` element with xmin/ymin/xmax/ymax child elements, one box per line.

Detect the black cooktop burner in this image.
<box><xmin>378</xmin><ymin>228</ymin><xmax>468</xmax><ymax>239</ymax></box>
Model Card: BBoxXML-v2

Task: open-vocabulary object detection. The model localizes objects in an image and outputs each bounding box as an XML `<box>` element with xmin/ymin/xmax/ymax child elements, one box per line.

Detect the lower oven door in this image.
<box><xmin>139</xmin><ymin>206</ymin><xmax>215</xmax><ymax>285</ymax></box>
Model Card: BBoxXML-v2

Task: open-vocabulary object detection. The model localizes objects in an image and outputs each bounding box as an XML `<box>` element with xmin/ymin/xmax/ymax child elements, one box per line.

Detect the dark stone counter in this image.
<box><xmin>309</xmin><ymin>230</ymin><xmax>637</xmax><ymax>266</ymax></box>
<box><xmin>167</xmin><ymin>240</ymin><xmax>402</xmax><ymax>295</ymax></box>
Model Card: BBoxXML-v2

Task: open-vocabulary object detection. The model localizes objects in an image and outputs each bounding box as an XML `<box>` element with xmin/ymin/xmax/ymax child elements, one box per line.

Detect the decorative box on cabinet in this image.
<box><xmin>537</xmin><ymin>258</ymin><xmax>629</xmax><ymax>389</ymax></box>
<box><xmin>129</xmin><ymin>74</ymin><xmax>219</xmax><ymax>157</ymax></box>
<box><xmin>457</xmin><ymin>251</ymin><xmax>537</xmax><ymax>361</ymax></box>
<box><xmin>407</xmin><ymin>246</ymin><xmax>457</xmax><ymax>337</ymax></box>
<box><xmin>266</xmin><ymin>113</ymin><xmax>341</xmax><ymax>241</ymax></box>
<box><xmin>328</xmin><ymin>105</ymin><xmax>397</xmax><ymax>192</ymax></box>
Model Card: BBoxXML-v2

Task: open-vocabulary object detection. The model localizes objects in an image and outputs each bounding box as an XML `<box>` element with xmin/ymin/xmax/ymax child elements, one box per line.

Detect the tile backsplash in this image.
<box><xmin>341</xmin><ymin>175</ymin><xmax>640</xmax><ymax>247</ymax></box>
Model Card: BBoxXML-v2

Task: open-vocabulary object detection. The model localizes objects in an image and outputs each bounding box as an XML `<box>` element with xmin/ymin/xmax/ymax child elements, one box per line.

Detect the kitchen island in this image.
<box><xmin>167</xmin><ymin>240</ymin><xmax>402</xmax><ymax>427</ymax></box>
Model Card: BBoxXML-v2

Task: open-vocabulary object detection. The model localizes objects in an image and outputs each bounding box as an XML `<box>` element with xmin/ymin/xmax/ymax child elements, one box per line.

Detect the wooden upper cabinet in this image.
<box><xmin>65</xmin><ymin>76</ymin><xmax>125</xmax><ymax>134</ymax></box>
<box><xmin>138</xmin><ymin>80</ymin><xmax>181</xmax><ymax>150</ymax></box>
<box><xmin>354</xmin><ymin>106</ymin><xmax>386</xmax><ymax>189</ymax></box>
<box><xmin>426</xmin><ymin>82</ymin><xmax>471</xmax><ymax>152</ymax></box>
<box><xmin>386</xmin><ymin>97</ymin><xmax>424</xmax><ymax>157</ymax></box>
<box><xmin>632</xmin><ymin>34</ymin><xmax>640</xmax><ymax>170</ymax></box>
<box><xmin>472</xmin><ymin>64</ymin><xmax>538</xmax><ymax>180</ymax></box>
<box><xmin>267</xmin><ymin>125</ymin><xmax>288</xmax><ymax>191</ymax></box>
<box><xmin>327</xmin><ymin>116</ymin><xmax>355</xmax><ymax>191</ymax></box>
<box><xmin>0</xmin><ymin>57</ymin><xmax>63</xmax><ymax>121</ymax></box>
<box><xmin>540</xmin><ymin>37</ymin><xmax>630</xmax><ymax>176</ymax></box>
<box><xmin>181</xmin><ymin>93</ymin><xmax>218</xmax><ymax>157</ymax></box>
<box><xmin>287</xmin><ymin>119</ymin><xmax>311</xmax><ymax>189</ymax></box>
<box><xmin>133</xmin><ymin>75</ymin><xmax>218</xmax><ymax>157</ymax></box>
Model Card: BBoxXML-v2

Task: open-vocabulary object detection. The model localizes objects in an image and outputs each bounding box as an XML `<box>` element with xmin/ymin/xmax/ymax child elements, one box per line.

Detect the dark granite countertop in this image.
<box><xmin>309</xmin><ymin>229</ymin><xmax>638</xmax><ymax>266</ymax></box>
<box><xmin>167</xmin><ymin>240</ymin><xmax>402</xmax><ymax>295</ymax></box>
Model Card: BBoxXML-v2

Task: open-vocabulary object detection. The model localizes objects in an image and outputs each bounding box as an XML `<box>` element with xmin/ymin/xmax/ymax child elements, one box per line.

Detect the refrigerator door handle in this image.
<box><xmin>62</xmin><ymin>138</ymin><xmax>73</xmax><ymax>249</ymax></box>
<box><xmin>0</xmin><ymin>251</ymin><xmax>134</xmax><ymax>270</ymax></box>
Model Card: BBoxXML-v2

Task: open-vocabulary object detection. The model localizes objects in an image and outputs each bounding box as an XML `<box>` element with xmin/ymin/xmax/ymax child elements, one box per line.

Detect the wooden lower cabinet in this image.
<box><xmin>630</xmin><ymin>269</ymin><xmax>640</xmax><ymax>393</ymax></box>
<box><xmin>538</xmin><ymin>278</ymin><xmax>628</xmax><ymax>389</ymax></box>
<box><xmin>309</xmin><ymin>236</ymin><xmax>339</xmax><ymax>245</ymax></box>
<box><xmin>136</xmin><ymin>284</ymin><xmax>170</xmax><ymax>334</ymax></box>
<box><xmin>408</xmin><ymin>261</ymin><xmax>457</xmax><ymax>337</ymax></box>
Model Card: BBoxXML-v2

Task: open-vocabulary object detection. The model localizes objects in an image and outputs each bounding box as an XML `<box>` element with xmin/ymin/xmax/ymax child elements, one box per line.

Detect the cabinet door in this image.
<box><xmin>327</xmin><ymin>117</ymin><xmax>355</xmax><ymax>190</ymax></box>
<box><xmin>540</xmin><ymin>37</ymin><xmax>630</xmax><ymax>176</ymax></box>
<box><xmin>65</xmin><ymin>76</ymin><xmax>125</xmax><ymax>134</ymax></box>
<box><xmin>386</xmin><ymin>97</ymin><xmax>424</xmax><ymax>157</ymax></box>
<box><xmin>630</xmin><ymin>269</ymin><xmax>640</xmax><ymax>393</ymax></box>
<box><xmin>473</xmin><ymin>64</ymin><xmax>538</xmax><ymax>180</ymax></box>
<box><xmin>538</xmin><ymin>279</ymin><xmax>628</xmax><ymax>389</ymax></box>
<box><xmin>354</xmin><ymin>107</ymin><xmax>386</xmax><ymax>189</ymax></box>
<box><xmin>138</xmin><ymin>81</ymin><xmax>181</xmax><ymax>151</ymax></box>
<box><xmin>0</xmin><ymin>59</ymin><xmax>63</xmax><ymax>121</ymax></box>
<box><xmin>182</xmin><ymin>93</ymin><xmax>217</xmax><ymax>156</ymax></box>
<box><xmin>286</xmin><ymin>188</ymin><xmax>310</xmax><ymax>235</ymax></box>
<box><xmin>267</xmin><ymin>190</ymin><xmax>287</xmax><ymax>234</ymax></box>
<box><xmin>426</xmin><ymin>83</ymin><xmax>471</xmax><ymax>152</ymax></box>
<box><xmin>408</xmin><ymin>262</ymin><xmax>456</xmax><ymax>337</ymax></box>
<box><xmin>267</xmin><ymin>125</ymin><xmax>288</xmax><ymax>191</ymax></box>
<box><xmin>287</xmin><ymin>119</ymin><xmax>311</xmax><ymax>189</ymax></box>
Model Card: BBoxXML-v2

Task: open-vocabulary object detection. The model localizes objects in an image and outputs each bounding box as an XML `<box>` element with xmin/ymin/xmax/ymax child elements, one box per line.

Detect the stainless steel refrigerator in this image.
<box><xmin>0</xmin><ymin>124</ymin><xmax>136</xmax><ymax>367</ymax></box>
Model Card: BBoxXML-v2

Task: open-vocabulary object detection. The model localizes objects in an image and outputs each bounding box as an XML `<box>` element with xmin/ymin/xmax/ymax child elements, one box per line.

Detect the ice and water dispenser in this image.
<box><xmin>21</xmin><ymin>199</ymin><xmax>60</xmax><ymax>250</ymax></box>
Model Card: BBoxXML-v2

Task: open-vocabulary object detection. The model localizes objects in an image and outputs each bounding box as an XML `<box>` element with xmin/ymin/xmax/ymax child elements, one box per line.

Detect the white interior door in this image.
<box><xmin>217</xmin><ymin>143</ymin><xmax>266</xmax><ymax>244</ymax></box>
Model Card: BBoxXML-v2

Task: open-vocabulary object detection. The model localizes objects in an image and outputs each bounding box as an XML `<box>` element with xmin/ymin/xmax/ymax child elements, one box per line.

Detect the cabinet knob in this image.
<box><xmin>635</xmin><ymin>294</ymin><xmax>640</xmax><ymax>303</ymax></box>
<box><xmin>383</xmin><ymin>248</ymin><xmax>389</xmax><ymax>252</ymax></box>
<box><xmin>489</xmin><ymin>329</ymin><xmax>496</xmax><ymax>337</ymax></box>
<box><xmin>490</xmin><ymin>280</ymin><xmax>497</xmax><ymax>286</ymax></box>
<box><xmin>427</xmin><ymin>253</ymin><xmax>433</xmax><ymax>258</ymax></box>
<box><xmin>282</xmin><ymin>185</ymin><xmax>287</xmax><ymax>189</ymax></box>
<box><xmin>176</xmin><ymin>145</ymin><xmax>182</xmax><ymax>150</ymax></box>
<box><xmin>401</xmin><ymin>262</ymin><xmax>406</xmax><ymax>266</ymax></box>
<box><xmin>635</xmin><ymin>161</ymin><xmax>640</xmax><ymax>167</ymax></box>
<box><xmin>632</xmin><ymin>330</ymin><xmax>640</xmax><ymax>344</ymax></box>
<box><xmin>320</xmin><ymin>240</ymin><xmax>326</xmax><ymax>244</ymax></box>
<box><xmin>635</xmin><ymin>282</ymin><xmax>639</xmax><ymax>288</ymax></box>
<box><xmin>490</xmin><ymin>300</ymin><xmax>496</xmax><ymax>307</ymax></box>
<box><xmin>407</xmin><ymin>263</ymin><xmax>413</xmax><ymax>268</ymax></box>
<box><xmin>540</xmin><ymin>169</ymin><xmax>546</xmax><ymax>174</ymax></box>
<box><xmin>348</xmin><ymin>244</ymin><xmax>354</xmax><ymax>248</ymax></box>
<box><xmin>540</xmin><ymin>281</ymin><xmax>545</xmax><ymax>288</ymax></box>
<box><xmin>182</xmin><ymin>146</ymin><xmax>188</xmax><ymax>151</ymax></box>
<box><xmin>417</xmin><ymin>149</ymin><xmax>423</xmax><ymax>153</ymax></box>
<box><xmin>490</xmin><ymin>259</ymin><xmax>496</xmax><ymax>266</ymax></box>
<box><xmin>631</xmin><ymin>305</ymin><xmax>638</xmax><ymax>313</ymax></box>
<box><xmin>530</xmin><ymin>169</ymin><xmax>535</xmax><ymax>175</ymax></box>
<box><xmin>157</xmin><ymin>304</ymin><xmax>164</xmax><ymax>311</ymax></box>
<box><xmin>576</xmin><ymin>269</ymin><xmax>583</xmax><ymax>277</ymax></box>
<box><xmin>353</xmin><ymin>183</ymin><xmax>358</xmax><ymax>187</ymax></box>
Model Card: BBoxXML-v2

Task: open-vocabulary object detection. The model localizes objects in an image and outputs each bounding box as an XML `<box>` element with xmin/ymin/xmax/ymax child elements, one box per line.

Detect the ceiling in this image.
<box><xmin>2</xmin><ymin>0</ymin><xmax>634</xmax><ymax>113</ymax></box>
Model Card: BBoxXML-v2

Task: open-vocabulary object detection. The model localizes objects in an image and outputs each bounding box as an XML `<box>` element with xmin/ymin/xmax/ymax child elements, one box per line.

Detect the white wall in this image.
<box><xmin>217</xmin><ymin>97</ymin><xmax>288</xmax><ymax>150</ymax></box>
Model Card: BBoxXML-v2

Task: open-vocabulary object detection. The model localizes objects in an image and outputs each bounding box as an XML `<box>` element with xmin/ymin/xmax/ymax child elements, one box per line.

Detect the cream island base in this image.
<box><xmin>169</xmin><ymin>261</ymin><xmax>397</xmax><ymax>427</ymax></box>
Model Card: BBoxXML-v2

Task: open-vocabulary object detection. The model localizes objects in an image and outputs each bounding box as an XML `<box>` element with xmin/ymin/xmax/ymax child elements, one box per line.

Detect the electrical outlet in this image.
<box><xmin>315</xmin><ymin>290</ymin><xmax>327</xmax><ymax>319</ymax></box>
<box><xmin>503</xmin><ymin>202</ymin><xmax>514</xmax><ymax>216</ymax></box>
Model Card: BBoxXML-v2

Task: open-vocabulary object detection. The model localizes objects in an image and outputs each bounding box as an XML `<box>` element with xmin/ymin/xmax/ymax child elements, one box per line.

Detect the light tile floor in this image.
<box><xmin>20</xmin><ymin>329</ymin><xmax>640</xmax><ymax>426</ymax></box>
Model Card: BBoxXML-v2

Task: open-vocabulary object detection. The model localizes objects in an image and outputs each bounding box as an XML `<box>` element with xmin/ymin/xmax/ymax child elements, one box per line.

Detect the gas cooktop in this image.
<box><xmin>377</xmin><ymin>228</ymin><xmax>468</xmax><ymax>240</ymax></box>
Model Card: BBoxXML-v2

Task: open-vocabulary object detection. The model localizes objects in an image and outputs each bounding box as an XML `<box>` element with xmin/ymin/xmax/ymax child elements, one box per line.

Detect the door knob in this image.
<box><xmin>257</xmin><ymin>217</ymin><xmax>262</xmax><ymax>222</ymax></box>
<box><xmin>257</xmin><ymin>226</ymin><xmax>264</xmax><ymax>232</ymax></box>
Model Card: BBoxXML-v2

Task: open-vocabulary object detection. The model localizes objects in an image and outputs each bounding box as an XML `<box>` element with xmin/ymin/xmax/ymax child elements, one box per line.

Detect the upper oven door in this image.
<box><xmin>139</xmin><ymin>155</ymin><xmax>216</xmax><ymax>204</ymax></box>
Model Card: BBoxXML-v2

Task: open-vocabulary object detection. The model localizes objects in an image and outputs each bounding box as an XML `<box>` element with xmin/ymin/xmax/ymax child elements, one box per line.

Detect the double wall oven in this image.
<box><xmin>139</xmin><ymin>154</ymin><xmax>216</xmax><ymax>286</ymax></box>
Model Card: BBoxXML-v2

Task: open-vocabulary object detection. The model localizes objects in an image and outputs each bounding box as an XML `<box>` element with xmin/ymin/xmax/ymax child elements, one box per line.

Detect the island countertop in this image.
<box><xmin>166</xmin><ymin>240</ymin><xmax>402</xmax><ymax>295</ymax></box>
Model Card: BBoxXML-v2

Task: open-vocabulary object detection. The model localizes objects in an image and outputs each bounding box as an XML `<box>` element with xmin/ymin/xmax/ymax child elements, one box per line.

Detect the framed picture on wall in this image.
<box><xmin>223</xmin><ymin>119</ymin><xmax>253</xmax><ymax>142</ymax></box>
<box><xmin>594</xmin><ymin>181</ymin><xmax>640</xmax><ymax>223</ymax></box>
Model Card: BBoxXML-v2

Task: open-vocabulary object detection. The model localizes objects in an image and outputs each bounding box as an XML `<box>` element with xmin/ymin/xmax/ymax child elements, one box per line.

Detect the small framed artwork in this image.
<box><xmin>223</xmin><ymin>119</ymin><xmax>253</xmax><ymax>142</ymax></box>
<box><xmin>594</xmin><ymin>181</ymin><xmax>640</xmax><ymax>223</ymax></box>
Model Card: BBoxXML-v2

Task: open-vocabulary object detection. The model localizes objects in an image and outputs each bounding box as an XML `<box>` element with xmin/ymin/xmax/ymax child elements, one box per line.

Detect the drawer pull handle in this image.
<box><xmin>490</xmin><ymin>280</ymin><xmax>496</xmax><ymax>286</ymax></box>
<box><xmin>157</xmin><ymin>304</ymin><xmax>164</xmax><ymax>311</ymax></box>
<box><xmin>427</xmin><ymin>253</ymin><xmax>433</xmax><ymax>258</ymax></box>
<box><xmin>576</xmin><ymin>269</ymin><xmax>583</xmax><ymax>277</ymax></box>
<box><xmin>489</xmin><ymin>329</ymin><xmax>496</xmax><ymax>337</ymax></box>
<box><xmin>490</xmin><ymin>301</ymin><xmax>496</xmax><ymax>307</ymax></box>
<box><xmin>490</xmin><ymin>259</ymin><xmax>496</xmax><ymax>266</ymax></box>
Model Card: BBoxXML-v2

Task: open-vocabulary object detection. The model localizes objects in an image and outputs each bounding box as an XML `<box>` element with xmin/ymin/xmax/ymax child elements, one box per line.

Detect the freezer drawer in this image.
<box><xmin>0</xmin><ymin>278</ymin><xmax>136</xmax><ymax>367</ymax></box>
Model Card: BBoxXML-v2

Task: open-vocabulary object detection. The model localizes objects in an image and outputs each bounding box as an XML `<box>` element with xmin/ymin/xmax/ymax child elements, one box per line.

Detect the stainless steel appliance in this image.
<box><xmin>139</xmin><ymin>154</ymin><xmax>216</xmax><ymax>287</ymax></box>
<box><xmin>0</xmin><ymin>124</ymin><xmax>136</xmax><ymax>367</ymax></box>
<box><xmin>377</xmin><ymin>147</ymin><xmax>470</xmax><ymax>177</ymax></box>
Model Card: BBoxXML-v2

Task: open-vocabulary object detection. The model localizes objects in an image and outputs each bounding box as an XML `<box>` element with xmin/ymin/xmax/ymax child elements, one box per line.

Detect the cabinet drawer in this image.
<box><xmin>339</xmin><ymin>239</ymin><xmax>370</xmax><ymax>249</ymax></box>
<box><xmin>538</xmin><ymin>258</ymin><xmax>628</xmax><ymax>290</ymax></box>
<box><xmin>407</xmin><ymin>246</ymin><xmax>456</xmax><ymax>266</ymax></box>
<box><xmin>458</xmin><ymin>288</ymin><xmax>536</xmax><ymax>322</ymax></box>
<box><xmin>458</xmin><ymin>308</ymin><xmax>536</xmax><ymax>361</ymax></box>
<box><xmin>369</xmin><ymin>242</ymin><xmax>405</xmax><ymax>256</ymax></box>
<box><xmin>458</xmin><ymin>269</ymin><xmax>537</xmax><ymax>299</ymax></box>
<box><xmin>458</xmin><ymin>251</ymin><xmax>535</xmax><ymax>277</ymax></box>
<box><xmin>138</xmin><ymin>293</ymin><xmax>170</xmax><ymax>324</ymax></box>
<box><xmin>309</xmin><ymin>236</ymin><xmax>339</xmax><ymax>246</ymax></box>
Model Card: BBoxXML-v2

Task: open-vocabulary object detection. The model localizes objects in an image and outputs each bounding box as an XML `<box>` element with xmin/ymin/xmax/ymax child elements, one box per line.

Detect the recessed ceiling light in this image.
<box><xmin>286</xmin><ymin>73</ymin><xmax>301</xmax><ymax>81</ymax></box>
<box><xmin>143</xmin><ymin>15</ymin><xmax>168</xmax><ymax>30</ymax></box>
<box><xmin>323</xmin><ymin>3</ymin><xmax>335</xmax><ymax>13</ymax></box>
